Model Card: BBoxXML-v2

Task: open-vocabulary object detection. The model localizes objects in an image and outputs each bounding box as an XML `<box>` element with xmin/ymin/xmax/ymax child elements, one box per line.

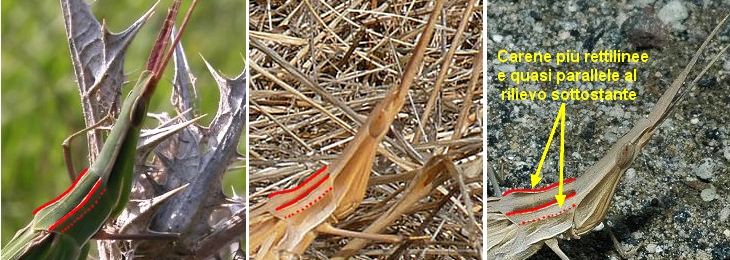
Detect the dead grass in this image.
<box><xmin>248</xmin><ymin>0</ymin><xmax>483</xmax><ymax>258</ymax></box>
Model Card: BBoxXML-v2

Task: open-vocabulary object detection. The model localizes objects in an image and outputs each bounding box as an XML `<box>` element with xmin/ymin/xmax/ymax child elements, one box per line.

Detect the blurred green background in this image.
<box><xmin>1</xmin><ymin>0</ymin><xmax>246</xmax><ymax>245</ymax></box>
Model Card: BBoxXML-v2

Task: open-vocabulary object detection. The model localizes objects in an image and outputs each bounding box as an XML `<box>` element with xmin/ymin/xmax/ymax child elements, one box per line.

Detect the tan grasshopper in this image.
<box><xmin>487</xmin><ymin>15</ymin><xmax>729</xmax><ymax>259</ymax></box>
<box><xmin>248</xmin><ymin>0</ymin><xmax>450</xmax><ymax>258</ymax></box>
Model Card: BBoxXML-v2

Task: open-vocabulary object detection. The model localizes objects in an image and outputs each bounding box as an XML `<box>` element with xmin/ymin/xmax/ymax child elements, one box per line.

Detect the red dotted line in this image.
<box><xmin>517</xmin><ymin>203</ymin><xmax>576</xmax><ymax>226</ymax></box>
<box><xmin>284</xmin><ymin>187</ymin><xmax>332</xmax><ymax>219</ymax></box>
<box><xmin>60</xmin><ymin>187</ymin><xmax>106</xmax><ymax>233</ymax></box>
<box><xmin>49</xmin><ymin>180</ymin><xmax>106</xmax><ymax>233</ymax></box>
<box><xmin>275</xmin><ymin>174</ymin><xmax>330</xmax><ymax>211</ymax></box>
<box><xmin>49</xmin><ymin>181</ymin><xmax>100</xmax><ymax>232</ymax></box>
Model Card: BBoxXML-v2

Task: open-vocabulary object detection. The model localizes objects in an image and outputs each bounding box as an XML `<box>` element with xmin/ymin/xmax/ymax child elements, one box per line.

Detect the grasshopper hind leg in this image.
<box><xmin>544</xmin><ymin>238</ymin><xmax>570</xmax><ymax>260</ymax></box>
<box><xmin>607</xmin><ymin>225</ymin><xmax>644</xmax><ymax>259</ymax></box>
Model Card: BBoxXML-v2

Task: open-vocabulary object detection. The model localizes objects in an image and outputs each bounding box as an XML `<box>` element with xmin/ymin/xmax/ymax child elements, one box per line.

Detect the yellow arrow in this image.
<box><xmin>530</xmin><ymin>103</ymin><xmax>564</xmax><ymax>188</ymax></box>
<box><xmin>555</xmin><ymin>103</ymin><xmax>566</xmax><ymax>207</ymax></box>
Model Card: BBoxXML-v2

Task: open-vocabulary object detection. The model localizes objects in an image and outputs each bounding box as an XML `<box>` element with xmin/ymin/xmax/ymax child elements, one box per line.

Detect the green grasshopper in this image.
<box><xmin>0</xmin><ymin>1</ymin><xmax>198</xmax><ymax>259</ymax></box>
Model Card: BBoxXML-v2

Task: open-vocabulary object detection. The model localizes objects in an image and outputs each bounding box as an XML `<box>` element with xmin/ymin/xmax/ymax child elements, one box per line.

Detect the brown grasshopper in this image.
<box><xmin>248</xmin><ymin>0</ymin><xmax>450</xmax><ymax>258</ymax></box>
<box><xmin>487</xmin><ymin>15</ymin><xmax>729</xmax><ymax>259</ymax></box>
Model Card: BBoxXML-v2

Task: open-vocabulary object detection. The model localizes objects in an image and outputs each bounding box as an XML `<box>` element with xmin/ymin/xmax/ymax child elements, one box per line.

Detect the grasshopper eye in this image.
<box><xmin>368</xmin><ymin>107</ymin><xmax>388</xmax><ymax>138</ymax></box>
<box><xmin>130</xmin><ymin>97</ymin><xmax>148</xmax><ymax>126</ymax></box>
<box><xmin>616</xmin><ymin>143</ymin><xmax>635</xmax><ymax>168</ymax></box>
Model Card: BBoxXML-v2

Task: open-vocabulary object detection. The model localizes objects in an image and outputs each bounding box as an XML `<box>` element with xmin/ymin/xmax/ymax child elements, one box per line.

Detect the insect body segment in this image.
<box><xmin>283</xmin><ymin>187</ymin><xmax>334</xmax><ymax>219</ymax></box>
<box><xmin>267</xmin><ymin>165</ymin><xmax>335</xmax><ymax>220</ymax></box>
<box><xmin>502</xmin><ymin>177</ymin><xmax>576</xmax><ymax>196</ymax></box>
<box><xmin>501</xmin><ymin>178</ymin><xmax>578</xmax><ymax>226</ymax></box>
<box><xmin>268</xmin><ymin>165</ymin><xmax>327</xmax><ymax>199</ymax></box>
<box><xmin>33</xmin><ymin>169</ymin><xmax>90</xmax><ymax>215</ymax></box>
<box><xmin>51</xmin><ymin>181</ymin><xmax>104</xmax><ymax>233</ymax></box>
<box><xmin>275</xmin><ymin>174</ymin><xmax>330</xmax><ymax>211</ymax></box>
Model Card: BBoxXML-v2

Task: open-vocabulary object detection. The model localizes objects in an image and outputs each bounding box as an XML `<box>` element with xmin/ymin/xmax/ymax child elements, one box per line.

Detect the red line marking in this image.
<box><xmin>33</xmin><ymin>168</ymin><xmax>89</xmax><ymax>215</ymax></box>
<box><xmin>284</xmin><ymin>187</ymin><xmax>333</xmax><ymax>219</ymax></box>
<box><xmin>501</xmin><ymin>177</ymin><xmax>576</xmax><ymax>196</ymax></box>
<box><xmin>59</xmin><ymin>187</ymin><xmax>106</xmax><ymax>233</ymax></box>
<box><xmin>275</xmin><ymin>174</ymin><xmax>330</xmax><ymax>211</ymax></box>
<box><xmin>49</xmin><ymin>180</ymin><xmax>101</xmax><ymax>232</ymax></box>
<box><xmin>268</xmin><ymin>165</ymin><xmax>327</xmax><ymax>199</ymax></box>
<box><xmin>517</xmin><ymin>203</ymin><xmax>578</xmax><ymax>226</ymax></box>
<box><xmin>505</xmin><ymin>191</ymin><xmax>577</xmax><ymax>216</ymax></box>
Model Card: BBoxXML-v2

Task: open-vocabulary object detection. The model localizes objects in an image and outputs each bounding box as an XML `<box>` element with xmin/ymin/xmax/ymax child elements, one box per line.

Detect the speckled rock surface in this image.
<box><xmin>487</xmin><ymin>0</ymin><xmax>730</xmax><ymax>259</ymax></box>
